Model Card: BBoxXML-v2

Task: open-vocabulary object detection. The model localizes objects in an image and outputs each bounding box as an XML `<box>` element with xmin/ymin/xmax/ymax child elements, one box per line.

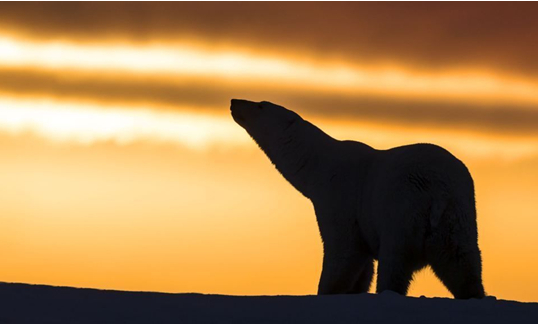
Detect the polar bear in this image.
<box><xmin>230</xmin><ymin>99</ymin><xmax>485</xmax><ymax>299</ymax></box>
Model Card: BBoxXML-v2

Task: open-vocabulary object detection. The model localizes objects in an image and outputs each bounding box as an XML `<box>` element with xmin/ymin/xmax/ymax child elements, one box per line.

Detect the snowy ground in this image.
<box><xmin>0</xmin><ymin>282</ymin><xmax>537</xmax><ymax>323</ymax></box>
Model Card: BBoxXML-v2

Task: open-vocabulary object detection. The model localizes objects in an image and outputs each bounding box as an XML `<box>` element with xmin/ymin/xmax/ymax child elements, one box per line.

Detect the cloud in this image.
<box><xmin>1</xmin><ymin>2</ymin><xmax>538</xmax><ymax>78</ymax></box>
<box><xmin>0</xmin><ymin>95</ymin><xmax>249</xmax><ymax>148</ymax></box>
<box><xmin>1</xmin><ymin>68</ymin><xmax>537</xmax><ymax>137</ymax></box>
<box><xmin>289</xmin><ymin>96</ymin><xmax>538</xmax><ymax>136</ymax></box>
<box><xmin>1</xmin><ymin>3</ymin><xmax>537</xmax><ymax>138</ymax></box>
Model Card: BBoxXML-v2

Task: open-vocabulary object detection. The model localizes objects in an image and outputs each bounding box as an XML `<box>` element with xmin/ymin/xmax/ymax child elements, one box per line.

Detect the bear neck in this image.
<box><xmin>261</xmin><ymin>120</ymin><xmax>335</xmax><ymax>198</ymax></box>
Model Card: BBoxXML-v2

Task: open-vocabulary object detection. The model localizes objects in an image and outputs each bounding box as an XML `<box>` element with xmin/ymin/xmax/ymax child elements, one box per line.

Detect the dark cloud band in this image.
<box><xmin>1</xmin><ymin>2</ymin><xmax>538</xmax><ymax>79</ymax></box>
<box><xmin>1</xmin><ymin>68</ymin><xmax>537</xmax><ymax>136</ymax></box>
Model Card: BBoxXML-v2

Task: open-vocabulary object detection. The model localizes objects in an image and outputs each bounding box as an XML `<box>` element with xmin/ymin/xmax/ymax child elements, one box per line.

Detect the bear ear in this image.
<box><xmin>286</xmin><ymin>110</ymin><xmax>301</xmax><ymax>123</ymax></box>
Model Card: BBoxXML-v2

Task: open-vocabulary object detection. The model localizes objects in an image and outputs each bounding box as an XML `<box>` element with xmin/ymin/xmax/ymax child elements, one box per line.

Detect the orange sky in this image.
<box><xmin>0</xmin><ymin>2</ymin><xmax>537</xmax><ymax>301</ymax></box>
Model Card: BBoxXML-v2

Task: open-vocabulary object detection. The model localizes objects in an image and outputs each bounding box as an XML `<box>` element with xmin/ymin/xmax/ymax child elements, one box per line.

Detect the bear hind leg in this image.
<box><xmin>429</xmin><ymin>246</ymin><xmax>485</xmax><ymax>299</ymax></box>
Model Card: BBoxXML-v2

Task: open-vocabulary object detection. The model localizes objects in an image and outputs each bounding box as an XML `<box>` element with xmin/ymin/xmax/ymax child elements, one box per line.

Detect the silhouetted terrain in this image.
<box><xmin>0</xmin><ymin>282</ymin><xmax>537</xmax><ymax>323</ymax></box>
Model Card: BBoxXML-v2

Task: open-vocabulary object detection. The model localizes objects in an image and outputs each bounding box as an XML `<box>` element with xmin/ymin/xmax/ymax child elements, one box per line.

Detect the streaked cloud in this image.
<box><xmin>1</xmin><ymin>34</ymin><xmax>538</xmax><ymax>107</ymax></box>
<box><xmin>1</xmin><ymin>94</ymin><xmax>537</xmax><ymax>161</ymax></box>
<box><xmin>0</xmin><ymin>29</ymin><xmax>537</xmax><ymax>158</ymax></box>
<box><xmin>0</xmin><ymin>96</ymin><xmax>247</xmax><ymax>148</ymax></box>
<box><xmin>1</xmin><ymin>2</ymin><xmax>538</xmax><ymax>78</ymax></box>
<box><xmin>1</xmin><ymin>66</ymin><xmax>537</xmax><ymax>137</ymax></box>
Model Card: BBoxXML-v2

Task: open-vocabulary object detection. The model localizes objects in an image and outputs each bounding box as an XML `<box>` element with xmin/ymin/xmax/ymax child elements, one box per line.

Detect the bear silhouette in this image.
<box><xmin>231</xmin><ymin>99</ymin><xmax>485</xmax><ymax>299</ymax></box>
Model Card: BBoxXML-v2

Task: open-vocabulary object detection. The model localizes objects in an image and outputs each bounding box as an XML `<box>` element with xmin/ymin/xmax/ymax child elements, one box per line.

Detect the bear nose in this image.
<box><xmin>231</xmin><ymin>99</ymin><xmax>249</xmax><ymax>114</ymax></box>
<box><xmin>231</xmin><ymin>99</ymin><xmax>248</xmax><ymax>106</ymax></box>
<box><xmin>230</xmin><ymin>99</ymin><xmax>239</xmax><ymax>111</ymax></box>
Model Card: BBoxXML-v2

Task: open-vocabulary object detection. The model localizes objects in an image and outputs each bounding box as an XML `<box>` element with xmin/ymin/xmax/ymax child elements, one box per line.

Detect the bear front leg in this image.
<box><xmin>350</xmin><ymin>257</ymin><xmax>374</xmax><ymax>293</ymax></box>
<box><xmin>313</xmin><ymin>198</ymin><xmax>367</xmax><ymax>295</ymax></box>
<box><xmin>376</xmin><ymin>248</ymin><xmax>415</xmax><ymax>296</ymax></box>
<box><xmin>318</xmin><ymin>252</ymin><xmax>370</xmax><ymax>295</ymax></box>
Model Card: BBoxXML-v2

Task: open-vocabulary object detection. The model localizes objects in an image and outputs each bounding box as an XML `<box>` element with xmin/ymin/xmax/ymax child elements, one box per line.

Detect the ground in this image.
<box><xmin>0</xmin><ymin>282</ymin><xmax>536</xmax><ymax>323</ymax></box>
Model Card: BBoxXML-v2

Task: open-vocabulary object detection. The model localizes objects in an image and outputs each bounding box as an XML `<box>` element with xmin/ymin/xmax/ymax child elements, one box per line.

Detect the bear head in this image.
<box><xmin>230</xmin><ymin>99</ymin><xmax>302</xmax><ymax>148</ymax></box>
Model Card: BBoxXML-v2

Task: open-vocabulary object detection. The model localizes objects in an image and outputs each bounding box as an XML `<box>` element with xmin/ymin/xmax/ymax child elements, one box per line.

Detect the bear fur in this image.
<box><xmin>231</xmin><ymin>99</ymin><xmax>485</xmax><ymax>299</ymax></box>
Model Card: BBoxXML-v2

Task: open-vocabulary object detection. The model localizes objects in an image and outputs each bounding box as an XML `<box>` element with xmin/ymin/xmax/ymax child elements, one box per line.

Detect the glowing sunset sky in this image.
<box><xmin>0</xmin><ymin>2</ymin><xmax>537</xmax><ymax>301</ymax></box>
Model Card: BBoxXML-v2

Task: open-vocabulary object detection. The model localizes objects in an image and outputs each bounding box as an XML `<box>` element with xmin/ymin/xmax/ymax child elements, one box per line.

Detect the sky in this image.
<box><xmin>0</xmin><ymin>2</ymin><xmax>537</xmax><ymax>301</ymax></box>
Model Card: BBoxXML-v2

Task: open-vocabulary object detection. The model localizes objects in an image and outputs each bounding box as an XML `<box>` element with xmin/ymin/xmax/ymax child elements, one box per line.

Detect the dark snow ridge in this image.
<box><xmin>0</xmin><ymin>282</ymin><xmax>537</xmax><ymax>324</ymax></box>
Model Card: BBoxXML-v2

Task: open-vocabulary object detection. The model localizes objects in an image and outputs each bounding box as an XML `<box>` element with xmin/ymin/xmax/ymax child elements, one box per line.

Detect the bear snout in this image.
<box><xmin>230</xmin><ymin>99</ymin><xmax>243</xmax><ymax>114</ymax></box>
<box><xmin>231</xmin><ymin>99</ymin><xmax>256</xmax><ymax>126</ymax></box>
<box><xmin>231</xmin><ymin>99</ymin><xmax>257</xmax><ymax>108</ymax></box>
<box><xmin>230</xmin><ymin>99</ymin><xmax>247</xmax><ymax>126</ymax></box>
<box><xmin>231</xmin><ymin>98</ymin><xmax>246</xmax><ymax>106</ymax></box>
